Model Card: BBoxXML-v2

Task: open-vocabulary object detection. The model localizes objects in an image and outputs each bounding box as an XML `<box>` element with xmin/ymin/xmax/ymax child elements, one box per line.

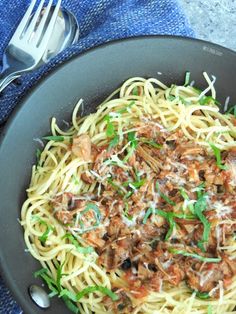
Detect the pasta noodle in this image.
<box><xmin>21</xmin><ymin>73</ymin><xmax>236</xmax><ymax>314</ymax></box>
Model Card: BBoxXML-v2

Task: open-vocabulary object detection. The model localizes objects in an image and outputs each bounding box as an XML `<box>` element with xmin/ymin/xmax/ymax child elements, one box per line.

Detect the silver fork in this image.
<box><xmin>0</xmin><ymin>0</ymin><xmax>62</xmax><ymax>92</ymax></box>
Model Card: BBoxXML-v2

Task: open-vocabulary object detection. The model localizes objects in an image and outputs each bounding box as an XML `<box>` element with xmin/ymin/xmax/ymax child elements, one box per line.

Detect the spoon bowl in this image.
<box><xmin>42</xmin><ymin>6</ymin><xmax>79</xmax><ymax>62</ymax></box>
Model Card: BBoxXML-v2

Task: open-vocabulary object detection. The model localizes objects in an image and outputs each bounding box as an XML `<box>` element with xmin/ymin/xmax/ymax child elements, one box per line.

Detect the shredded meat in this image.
<box><xmin>72</xmin><ymin>134</ymin><xmax>92</xmax><ymax>160</ymax></box>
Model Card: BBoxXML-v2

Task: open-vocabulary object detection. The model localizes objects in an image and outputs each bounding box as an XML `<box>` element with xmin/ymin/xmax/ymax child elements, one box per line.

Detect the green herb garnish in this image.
<box><xmin>34</xmin><ymin>216</ymin><xmax>54</xmax><ymax>244</ymax></box>
<box><xmin>59</xmin><ymin>285</ymin><xmax>119</xmax><ymax>302</ymax></box>
<box><xmin>124</xmin><ymin>190</ymin><xmax>133</xmax><ymax>199</ymax></box>
<box><xmin>123</xmin><ymin>202</ymin><xmax>133</xmax><ymax>220</ymax></box>
<box><xmin>77</xmin><ymin>285</ymin><xmax>119</xmax><ymax>301</ymax></box>
<box><xmin>104</xmin><ymin>115</ymin><xmax>120</xmax><ymax>150</ymax></box>
<box><xmin>199</xmin><ymin>95</ymin><xmax>220</xmax><ymax>106</ymax></box>
<box><xmin>156</xmin><ymin>209</ymin><xmax>176</xmax><ymax>240</ymax></box>
<box><xmin>61</xmin><ymin>295</ymin><xmax>79</xmax><ymax>313</ymax></box>
<box><xmin>34</xmin><ymin>264</ymin><xmax>80</xmax><ymax>313</ymax></box>
<box><xmin>142</xmin><ymin>207</ymin><xmax>176</xmax><ymax>240</ymax></box>
<box><xmin>209</xmin><ymin>143</ymin><xmax>228</xmax><ymax>170</ymax></box>
<box><xmin>139</xmin><ymin>138</ymin><xmax>162</xmax><ymax>149</ymax></box>
<box><xmin>169</xmin><ymin>248</ymin><xmax>221</xmax><ymax>263</ymax></box>
<box><xmin>168</xmin><ymin>95</ymin><xmax>176</xmax><ymax>101</ymax></box>
<box><xmin>123</xmin><ymin>178</ymin><xmax>146</xmax><ymax>189</ymax></box>
<box><xmin>156</xmin><ymin>182</ymin><xmax>176</xmax><ymax>206</ymax></box>
<box><xmin>108</xmin><ymin>134</ymin><xmax>119</xmax><ymax>150</ymax></box>
<box><xmin>117</xmin><ymin>101</ymin><xmax>135</xmax><ymax>114</ymax></box>
<box><xmin>80</xmin><ymin>203</ymin><xmax>101</xmax><ymax>227</ymax></box>
<box><xmin>196</xmin><ymin>291</ymin><xmax>210</xmax><ymax>299</ymax></box>
<box><xmin>142</xmin><ymin>208</ymin><xmax>154</xmax><ymax>224</ymax></box>
<box><xmin>107</xmin><ymin>178</ymin><xmax>126</xmax><ymax>195</ymax></box>
<box><xmin>207</xmin><ymin>305</ymin><xmax>213</xmax><ymax>314</ymax></box>
<box><xmin>104</xmin><ymin>115</ymin><xmax>116</xmax><ymax>138</ymax></box>
<box><xmin>123</xmin><ymin>131</ymin><xmax>138</xmax><ymax>162</ymax></box>
<box><xmin>227</xmin><ymin>104</ymin><xmax>236</xmax><ymax>117</ymax></box>
<box><xmin>62</xmin><ymin>233</ymin><xmax>94</xmax><ymax>254</ymax></box>
<box><xmin>132</xmin><ymin>86</ymin><xmax>139</xmax><ymax>96</ymax></box>
<box><xmin>193</xmin><ymin>190</ymin><xmax>211</xmax><ymax>251</ymax></box>
<box><xmin>194</xmin><ymin>182</ymin><xmax>205</xmax><ymax>198</ymax></box>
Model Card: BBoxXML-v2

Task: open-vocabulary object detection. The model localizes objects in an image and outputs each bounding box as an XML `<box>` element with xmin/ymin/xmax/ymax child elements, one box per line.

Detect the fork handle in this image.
<box><xmin>0</xmin><ymin>69</ymin><xmax>21</xmax><ymax>93</ymax></box>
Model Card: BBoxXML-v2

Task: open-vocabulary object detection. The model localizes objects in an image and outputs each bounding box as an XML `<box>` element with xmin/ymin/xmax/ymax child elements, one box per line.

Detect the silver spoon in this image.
<box><xmin>0</xmin><ymin>6</ymin><xmax>79</xmax><ymax>91</ymax></box>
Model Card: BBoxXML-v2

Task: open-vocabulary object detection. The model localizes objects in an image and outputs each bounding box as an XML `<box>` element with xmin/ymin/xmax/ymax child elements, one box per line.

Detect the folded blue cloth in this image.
<box><xmin>0</xmin><ymin>0</ymin><xmax>194</xmax><ymax>313</ymax></box>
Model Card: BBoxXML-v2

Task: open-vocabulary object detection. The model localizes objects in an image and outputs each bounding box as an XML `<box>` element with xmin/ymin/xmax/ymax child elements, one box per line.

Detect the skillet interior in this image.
<box><xmin>0</xmin><ymin>36</ymin><xmax>236</xmax><ymax>314</ymax></box>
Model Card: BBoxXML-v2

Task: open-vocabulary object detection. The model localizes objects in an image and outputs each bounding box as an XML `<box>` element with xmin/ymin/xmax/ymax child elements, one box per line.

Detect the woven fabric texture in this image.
<box><xmin>0</xmin><ymin>0</ymin><xmax>194</xmax><ymax>313</ymax></box>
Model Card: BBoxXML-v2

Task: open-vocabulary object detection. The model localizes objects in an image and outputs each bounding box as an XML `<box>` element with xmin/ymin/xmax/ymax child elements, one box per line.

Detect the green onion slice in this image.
<box><xmin>132</xmin><ymin>86</ymin><xmax>139</xmax><ymax>96</ymax></box>
<box><xmin>62</xmin><ymin>233</ymin><xmax>94</xmax><ymax>254</ymax></box>
<box><xmin>209</xmin><ymin>142</ymin><xmax>228</xmax><ymax>170</ymax></box>
<box><xmin>156</xmin><ymin>182</ymin><xmax>176</xmax><ymax>206</ymax></box>
<box><xmin>169</xmin><ymin>248</ymin><xmax>221</xmax><ymax>262</ymax></box>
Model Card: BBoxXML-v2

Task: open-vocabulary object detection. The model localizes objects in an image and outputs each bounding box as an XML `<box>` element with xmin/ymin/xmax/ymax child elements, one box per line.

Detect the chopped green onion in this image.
<box><xmin>207</xmin><ymin>305</ymin><xmax>213</xmax><ymax>314</ymax></box>
<box><xmin>199</xmin><ymin>95</ymin><xmax>220</xmax><ymax>106</ymax></box>
<box><xmin>124</xmin><ymin>191</ymin><xmax>133</xmax><ymax>199</ymax></box>
<box><xmin>107</xmin><ymin>178</ymin><xmax>126</xmax><ymax>195</ymax></box>
<box><xmin>142</xmin><ymin>208</ymin><xmax>154</xmax><ymax>224</ymax></box>
<box><xmin>193</xmin><ymin>191</ymin><xmax>211</xmax><ymax>251</ymax></box>
<box><xmin>194</xmin><ymin>182</ymin><xmax>205</xmax><ymax>198</ymax></box>
<box><xmin>209</xmin><ymin>143</ymin><xmax>228</xmax><ymax>170</ymax></box>
<box><xmin>117</xmin><ymin>101</ymin><xmax>135</xmax><ymax>114</ymax></box>
<box><xmin>227</xmin><ymin>104</ymin><xmax>236</xmax><ymax>117</ymax></box>
<box><xmin>60</xmin><ymin>289</ymin><xmax>77</xmax><ymax>302</ymax></box>
<box><xmin>196</xmin><ymin>291</ymin><xmax>210</xmax><ymax>299</ymax></box>
<box><xmin>156</xmin><ymin>209</ymin><xmax>175</xmax><ymax>240</ymax></box>
<box><xmin>128</xmin><ymin>131</ymin><xmax>138</xmax><ymax>148</ymax></box>
<box><xmin>72</xmin><ymin>174</ymin><xmax>80</xmax><ymax>185</ymax></box>
<box><xmin>123</xmin><ymin>131</ymin><xmax>138</xmax><ymax>162</ymax></box>
<box><xmin>55</xmin><ymin>260</ymin><xmax>66</xmax><ymax>291</ymax></box>
<box><xmin>139</xmin><ymin>138</ymin><xmax>162</xmax><ymax>149</ymax></box>
<box><xmin>39</xmin><ymin>226</ymin><xmax>53</xmax><ymax>244</ymax></box>
<box><xmin>61</xmin><ymin>296</ymin><xmax>79</xmax><ymax>314</ymax></box>
<box><xmin>168</xmin><ymin>95</ymin><xmax>176</xmax><ymax>101</ymax></box>
<box><xmin>184</xmin><ymin>71</ymin><xmax>191</xmax><ymax>86</ymax></box>
<box><xmin>34</xmin><ymin>268</ymin><xmax>59</xmax><ymax>296</ymax></box>
<box><xmin>179</xmin><ymin>96</ymin><xmax>189</xmax><ymax>105</ymax></box>
<box><xmin>34</xmin><ymin>266</ymin><xmax>80</xmax><ymax>313</ymax></box>
<box><xmin>104</xmin><ymin>115</ymin><xmax>116</xmax><ymax>138</ymax></box>
<box><xmin>34</xmin><ymin>268</ymin><xmax>48</xmax><ymax>278</ymax></box>
<box><xmin>108</xmin><ymin>134</ymin><xmax>119</xmax><ymax>150</ymax></box>
<box><xmin>81</xmin><ymin>203</ymin><xmax>101</xmax><ymax>227</ymax></box>
<box><xmin>43</xmin><ymin>135</ymin><xmax>65</xmax><ymax>142</ymax></box>
<box><xmin>123</xmin><ymin>202</ymin><xmax>133</xmax><ymax>220</ymax></box>
<box><xmin>62</xmin><ymin>233</ymin><xmax>94</xmax><ymax>254</ymax></box>
<box><xmin>132</xmin><ymin>86</ymin><xmax>139</xmax><ymax>96</ymax></box>
<box><xmin>156</xmin><ymin>182</ymin><xmax>176</xmax><ymax>206</ymax></box>
<box><xmin>169</xmin><ymin>248</ymin><xmax>221</xmax><ymax>262</ymax></box>
<box><xmin>76</xmin><ymin>285</ymin><xmax>119</xmax><ymax>302</ymax></box>
<box><xmin>122</xmin><ymin>178</ymin><xmax>146</xmax><ymax>189</ymax></box>
<box><xmin>179</xmin><ymin>187</ymin><xmax>189</xmax><ymax>200</ymax></box>
<box><xmin>34</xmin><ymin>216</ymin><xmax>54</xmax><ymax>244</ymax></box>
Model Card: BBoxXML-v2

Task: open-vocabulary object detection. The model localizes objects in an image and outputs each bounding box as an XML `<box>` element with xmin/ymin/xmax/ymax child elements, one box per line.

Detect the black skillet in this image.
<box><xmin>0</xmin><ymin>36</ymin><xmax>236</xmax><ymax>314</ymax></box>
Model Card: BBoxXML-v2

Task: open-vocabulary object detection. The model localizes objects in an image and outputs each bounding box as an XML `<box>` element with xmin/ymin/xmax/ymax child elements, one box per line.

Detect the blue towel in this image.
<box><xmin>0</xmin><ymin>0</ymin><xmax>194</xmax><ymax>313</ymax></box>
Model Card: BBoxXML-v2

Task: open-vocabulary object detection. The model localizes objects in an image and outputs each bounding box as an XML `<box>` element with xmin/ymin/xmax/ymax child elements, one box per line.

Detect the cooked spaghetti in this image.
<box><xmin>21</xmin><ymin>72</ymin><xmax>236</xmax><ymax>314</ymax></box>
